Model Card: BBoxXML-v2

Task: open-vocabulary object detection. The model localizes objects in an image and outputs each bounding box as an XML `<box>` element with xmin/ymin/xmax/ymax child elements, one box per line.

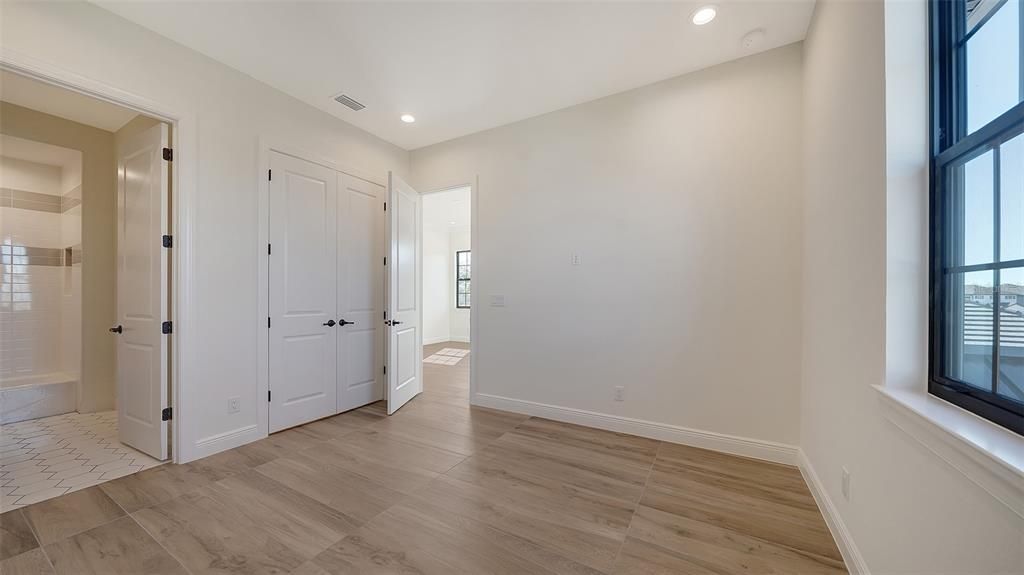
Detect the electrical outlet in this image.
<box><xmin>571</xmin><ymin>253</ymin><xmax>583</xmax><ymax>266</ymax></box>
<box><xmin>489</xmin><ymin>294</ymin><xmax>506</xmax><ymax>307</ymax></box>
<box><xmin>229</xmin><ymin>396</ymin><xmax>241</xmax><ymax>414</ymax></box>
<box><xmin>614</xmin><ymin>386</ymin><xmax>625</xmax><ymax>402</ymax></box>
<box><xmin>841</xmin><ymin>467</ymin><xmax>851</xmax><ymax>501</ymax></box>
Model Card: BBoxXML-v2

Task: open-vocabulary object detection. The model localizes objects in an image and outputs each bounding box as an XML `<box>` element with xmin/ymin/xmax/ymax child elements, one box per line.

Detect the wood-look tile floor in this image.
<box><xmin>0</xmin><ymin>341</ymin><xmax>846</xmax><ymax>574</ymax></box>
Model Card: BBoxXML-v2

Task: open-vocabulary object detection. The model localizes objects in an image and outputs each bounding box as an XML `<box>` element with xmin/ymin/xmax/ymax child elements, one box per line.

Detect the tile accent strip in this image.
<box><xmin>0</xmin><ymin>188</ymin><xmax>63</xmax><ymax>213</ymax></box>
<box><xmin>61</xmin><ymin>185</ymin><xmax>82</xmax><ymax>213</ymax></box>
<box><xmin>0</xmin><ymin>245</ymin><xmax>66</xmax><ymax>267</ymax></box>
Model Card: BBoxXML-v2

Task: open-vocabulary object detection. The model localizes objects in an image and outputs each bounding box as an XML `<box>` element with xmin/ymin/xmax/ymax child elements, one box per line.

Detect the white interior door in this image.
<box><xmin>337</xmin><ymin>173</ymin><xmax>385</xmax><ymax>412</ymax></box>
<box><xmin>385</xmin><ymin>172</ymin><xmax>422</xmax><ymax>414</ymax></box>
<box><xmin>269</xmin><ymin>152</ymin><xmax>338</xmax><ymax>432</ymax></box>
<box><xmin>116</xmin><ymin>122</ymin><xmax>169</xmax><ymax>460</ymax></box>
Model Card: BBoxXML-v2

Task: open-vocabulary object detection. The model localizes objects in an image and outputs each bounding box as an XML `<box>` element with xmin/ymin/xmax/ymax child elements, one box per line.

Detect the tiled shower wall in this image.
<box><xmin>0</xmin><ymin>155</ymin><xmax>82</xmax><ymax>383</ymax></box>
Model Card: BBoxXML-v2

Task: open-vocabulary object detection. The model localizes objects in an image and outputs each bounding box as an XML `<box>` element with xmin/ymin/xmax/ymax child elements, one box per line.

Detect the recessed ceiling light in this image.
<box><xmin>449</xmin><ymin>221</ymin><xmax>457</xmax><ymax>225</ymax></box>
<box><xmin>691</xmin><ymin>5</ymin><xmax>717</xmax><ymax>25</ymax></box>
<box><xmin>401</xmin><ymin>114</ymin><xmax>416</xmax><ymax>123</ymax></box>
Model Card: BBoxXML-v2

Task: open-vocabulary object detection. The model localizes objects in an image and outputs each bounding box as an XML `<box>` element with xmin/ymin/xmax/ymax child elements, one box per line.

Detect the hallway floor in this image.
<box><xmin>0</xmin><ymin>341</ymin><xmax>845</xmax><ymax>574</ymax></box>
<box><xmin>0</xmin><ymin>411</ymin><xmax>164</xmax><ymax>513</ymax></box>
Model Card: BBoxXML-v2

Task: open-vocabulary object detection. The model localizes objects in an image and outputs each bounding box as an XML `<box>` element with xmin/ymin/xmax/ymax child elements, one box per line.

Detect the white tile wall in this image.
<box><xmin>0</xmin><ymin>264</ymin><xmax>63</xmax><ymax>379</ymax></box>
<box><xmin>0</xmin><ymin>207</ymin><xmax>63</xmax><ymax>248</ymax></box>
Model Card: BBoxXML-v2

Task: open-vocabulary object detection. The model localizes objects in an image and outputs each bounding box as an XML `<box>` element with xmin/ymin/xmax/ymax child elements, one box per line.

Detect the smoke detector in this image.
<box><xmin>741</xmin><ymin>28</ymin><xmax>766</xmax><ymax>49</ymax></box>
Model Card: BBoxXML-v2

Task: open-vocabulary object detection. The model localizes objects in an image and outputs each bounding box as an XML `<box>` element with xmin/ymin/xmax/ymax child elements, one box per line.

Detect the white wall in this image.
<box><xmin>450</xmin><ymin>227</ymin><xmax>470</xmax><ymax>342</ymax></box>
<box><xmin>423</xmin><ymin>222</ymin><xmax>452</xmax><ymax>344</ymax></box>
<box><xmin>0</xmin><ymin>0</ymin><xmax>409</xmax><ymax>460</ymax></box>
<box><xmin>412</xmin><ymin>44</ymin><xmax>804</xmax><ymax>446</ymax></box>
<box><xmin>801</xmin><ymin>1</ymin><xmax>1023</xmax><ymax>573</ymax></box>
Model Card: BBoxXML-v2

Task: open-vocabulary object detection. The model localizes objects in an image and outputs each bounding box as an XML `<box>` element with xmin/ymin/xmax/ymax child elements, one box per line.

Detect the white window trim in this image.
<box><xmin>874</xmin><ymin>385</ymin><xmax>1023</xmax><ymax>518</ymax></box>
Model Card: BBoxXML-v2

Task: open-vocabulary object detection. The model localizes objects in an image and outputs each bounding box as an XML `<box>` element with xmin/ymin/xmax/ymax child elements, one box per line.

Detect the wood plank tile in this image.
<box><xmin>309</xmin><ymin>528</ymin><xmax>466</xmax><ymax>575</ymax></box>
<box><xmin>408</xmin><ymin>476</ymin><xmax>624</xmax><ymax>572</ymax></box>
<box><xmin>44</xmin><ymin>516</ymin><xmax>187</xmax><ymax>575</ymax></box>
<box><xmin>397</xmin><ymin>495</ymin><xmax>608</xmax><ymax>575</ymax></box>
<box><xmin>254</xmin><ymin>450</ymin><xmax>404</xmax><ymax>526</ymax></box>
<box><xmin>99</xmin><ymin>460</ymin><xmax>216</xmax><ymax>513</ymax></box>
<box><xmin>22</xmin><ymin>486</ymin><xmax>125</xmax><ymax>545</ymax></box>
<box><xmin>310</xmin><ymin>438</ymin><xmax>441</xmax><ymax>495</ymax></box>
<box><xmin>639</xmin><ymin>482</ymin><xmax>842</xmax><ymax>565</ymax></box>
<box><xmin>627</xmin><ymin>503</ymin><xmax>846</xmax><ymax>574</ymax></box>
<box><xmin>131</xmin><ymin>490</ymin><xmax>307</xmax><ymax>575</ymax></box>
<box><xmin>0</xmin><ymin>548</ymin><xmax>55</xmax><ymax>575</ymax></box>
<box><xmin>202</xmin><ymin>469</ymin><xmax>356</xmax><ymax>559</ymax></box>
<box><xmin>324</xmin><ymin>428</ymin><xmax>466</xmax><ymax>475</ymax></box>
<box><xmin>511</xmin><ymin>418</ymin><xmax>661</xmax><ymax>467</ymax></box>
<box><xmin>0</xmin><ymin>509</ymin><xmax>39</xmax><ymax>561</ymax></box>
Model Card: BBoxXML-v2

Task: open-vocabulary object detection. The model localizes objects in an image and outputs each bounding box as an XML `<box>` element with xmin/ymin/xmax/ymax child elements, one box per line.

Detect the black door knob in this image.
<box><xmin>338</xmin><ymin>319</ymin><xmax>356</xmax><ymax>326</ymax></box>
<box><xmin>109</xmin><ymin>325</ymin><xmax>123</xmax><ymax>334</ymax></box>
<box><xmin>391</xmin><ymin>320</ymin><xmax>403</xmax><ymax>326</ymax></box>
<box><xmin>323</xmin><ymin>320</ymin><xmax>336</xmax><ymax>327</ymax></box>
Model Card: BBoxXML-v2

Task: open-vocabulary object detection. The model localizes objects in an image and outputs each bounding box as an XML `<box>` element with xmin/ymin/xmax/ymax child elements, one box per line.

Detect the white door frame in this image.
<box><xmin>419</xmin><ymin>181</ymin><xmax>478</xmax><ymax>403</ymax></box>
<box><xmin>256</xmin><ymin>137</ymin><xmax>385</xmax><ymax>437</ymax></box>
<box><xmin>0</xmin><ymin>55</ymin><xmax>191</xmax><ymax>463</ymax></box>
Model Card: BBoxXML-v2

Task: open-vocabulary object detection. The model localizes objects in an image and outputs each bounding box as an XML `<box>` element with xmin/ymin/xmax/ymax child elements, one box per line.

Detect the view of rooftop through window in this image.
<box><xmin>954</xmin><ymin>0</ymin><xmax>1024</xmax><ymax>405</ymax></box>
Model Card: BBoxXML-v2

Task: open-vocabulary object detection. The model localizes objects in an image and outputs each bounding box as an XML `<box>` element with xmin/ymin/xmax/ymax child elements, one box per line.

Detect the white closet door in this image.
<box><xmin>337</xmin><ymin>173</ymin><xmax>385</xmax><ymax>412</ymax></box>
<box><xmin>385</xmin><ymin>172</ymin><xmax>422</xmax><ymax>414</ymax></box>
<box><xmin>268</xmin><ymin>152</ymin><xmax>338</xmax><ymax>432</ymax></box>
<box><xmin>115</xmin><ymin>122</ymin><xmax>169</xmax><ymax>460</ymax></box>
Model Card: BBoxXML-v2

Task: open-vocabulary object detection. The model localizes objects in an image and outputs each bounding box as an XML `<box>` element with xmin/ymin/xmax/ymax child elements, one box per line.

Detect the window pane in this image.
<box><xmin>1003</xmin><ymin>132</ymin><xmax>1024</xmax><ymax>261</ymax></box>
<box><xmin>999</xmin><ymin>267</ymin><xmax>1024</xmax><ymax>401</ymax></box>
<box><xmin>458</xmin><ymin>266</ymin><xmax>470</xmax><ymax>280</ymax></box>
<box><xmin>966</xmin><ymin>0</ymin><xmax>1021</xmax><ymax>134</ymax></box>
<box><xmin>949</xmin><ymin>150</ymin><xmax>995</xmax><ymax>266</ymax></box>
<box><xmin>945</xmin><ymin>270</ymin><xmax>996</xmax><ymax>389</ymax></box>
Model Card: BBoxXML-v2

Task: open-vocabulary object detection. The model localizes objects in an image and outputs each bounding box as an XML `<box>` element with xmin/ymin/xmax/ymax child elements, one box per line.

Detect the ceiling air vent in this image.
<box><xmin>333</xmin><ymin>94</ymin><xmax>365</xmax><ymax>111</ymax></box>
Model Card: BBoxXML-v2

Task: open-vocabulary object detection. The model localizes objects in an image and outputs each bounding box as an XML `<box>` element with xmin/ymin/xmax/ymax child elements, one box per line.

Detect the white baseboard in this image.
<box><xmin>797</xmin><ymin>449</ymin><xmax>869</xmax><ymax>575</ymax></box>
<box><xmin>472</xmin><ymin>393</ymin><xmax>799</xmax><ymax>466</ymax></box>
<box><xmin>449</xmin><ymin>336</ymin><xmax>470</xmax><ymax>343</ymax></box>
<box><xmin>188</xmin><ymin>424</ymin><xmax>261</xmax><ymax>462</ymax></box>
<box><xmin>423</xmin><ymin>336</ymin><xmax>450</xmax><ymax>345</ymax></box>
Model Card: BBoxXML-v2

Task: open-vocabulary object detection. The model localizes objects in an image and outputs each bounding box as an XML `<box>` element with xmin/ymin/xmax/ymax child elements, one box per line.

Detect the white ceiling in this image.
<box><xmin>423</xmin><ymin>187</ymin><xmax>471</xmax><ymax>229</ymax></box>
<box><xmin>0</xmin><ymin>70</ymin><xmax>139</xmax><ymax>132</ymax></box>
<box><xmin>94</xmin><ymin>1</ymin><xmax>814</xmax><ymax>150</ymax></box>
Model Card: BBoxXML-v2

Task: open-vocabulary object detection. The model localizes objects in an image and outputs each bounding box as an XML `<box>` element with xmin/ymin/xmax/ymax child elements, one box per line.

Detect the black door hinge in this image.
<box><xmin>268</xmin><ymin>169</ymin><xmax>272</xmax><ymax>181</ymax></box>
<box><xmin>268</xmin><ymin>390</ymin><xmax>272</xmax><ymax>402</ymax></box>
<box><xmin>161</xmin><ymin>407</ymin><xmax>172</xmax><ymax>421</ymax></box>
<box><xmin>162</xmin><ymin>235</ymin><xmax>173</xmax><ymax>248</ymax></box>
<box><xmin>267</xmin><ymin>317</ymin><xmax>271</xmax><ymax>328</ymax></box>
<box><xmin>383</xmin><ymin>202</ymin><xmax>387</xmax><ymax>211</ymax></box>
<box><xmin>383</xmin><ymin>256</ymin><xmax>387</xmax><ymax>266</ymax></box>
<box><xmin>161</xmin><ymin>321</ymin><xmax>173</xmax><ymax>334</ymax></box>
<box><xmin>267</xmin><ymin>243</ymin><xmax>271</xmax><ymax>255</ymax></box>
<box><xmin>162</xmin><ymin>148</ymin><xmax>173</xmax><ymax>161</ymax></box>
<box><xmin>383</xmin><ymin>365</ymin><xmax>387</xmax><ymax>375</ymax></box>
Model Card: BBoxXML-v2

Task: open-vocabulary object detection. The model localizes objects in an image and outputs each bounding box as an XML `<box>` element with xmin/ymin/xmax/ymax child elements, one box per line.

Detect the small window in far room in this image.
<box><xmin>931</xmin><ymin>0</ymin><xmax>1024</xmax><ymax>435</ymax></box>
<box><xmin>456</xmin><ymin>250</ymin><xmax>471</xmax><ymax>309</ymax></box>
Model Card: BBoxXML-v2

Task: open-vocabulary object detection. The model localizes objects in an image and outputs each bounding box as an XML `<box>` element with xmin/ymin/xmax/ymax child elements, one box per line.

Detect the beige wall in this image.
<box><xmin>0</xmin><ymin>101</ymin><xmax>116</xmax><ymax>412</ymax></box>
<box><xmin>801</xmin><ymin>0</ymin><xmax>1023</xmax><ymax>572</ymax></box>
<box><xmin>412</xmin><ymin>44</ymin><xmax>805</xmax><ymax>446</ymax></box>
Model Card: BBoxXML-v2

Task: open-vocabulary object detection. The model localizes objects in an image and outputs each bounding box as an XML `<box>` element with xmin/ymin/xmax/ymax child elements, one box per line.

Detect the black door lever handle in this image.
<box><xmin>391</xmin><ymin>320</ymin><xmax>403</xmax><ymax>326</ymax></box>
<box><xmin>338</xmin><ymin>319</ymin><xmax>356</xmax><ymax>326</ymax></box>
<box><xmin>109</xmin><ymin>325</ymin><xmax>123</xmax><ymax>334</ymax></box>
<box><xmin>323</xmin><ymin>320</ymin><xmax>336</xmax><ymax>327</ymax></box>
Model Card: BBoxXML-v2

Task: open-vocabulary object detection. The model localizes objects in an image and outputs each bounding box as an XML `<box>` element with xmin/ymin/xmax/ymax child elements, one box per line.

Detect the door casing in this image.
<box><xmin>0</xmin><ymin>57</ymin><xmax>189</xmax><ymax>463</ymax></box>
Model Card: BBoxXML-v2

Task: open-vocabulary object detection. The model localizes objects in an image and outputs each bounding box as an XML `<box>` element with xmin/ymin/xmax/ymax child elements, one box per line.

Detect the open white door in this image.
<box><xmin>115</xmin><ymin>122</ymin><xmax>169</xmax><ymax>460</ymax></box>
<box><xmin>268</xmin><ymin>152</ymin><xmax>338</xmax><ymax>432</ymax></box>
<box><xmin>385</xmin><ymin>172</ymin><xmax>422</xmax><ymax>414</ymax></box>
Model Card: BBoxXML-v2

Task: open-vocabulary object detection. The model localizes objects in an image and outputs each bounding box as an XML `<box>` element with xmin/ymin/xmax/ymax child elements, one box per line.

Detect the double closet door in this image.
<box><xmin>268</xmin><ymin>151</ymin><xmax>385</xmax><ymax>433</ymax></box>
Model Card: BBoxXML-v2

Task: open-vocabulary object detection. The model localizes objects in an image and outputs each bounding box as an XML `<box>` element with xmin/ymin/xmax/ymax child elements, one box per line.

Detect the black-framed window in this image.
<box><xmin>456</xmin><ymin>250</ymin><xmax>470</xmax><ymax>309</ymax></box>
<box><xmin>931</xmin><ymin>0</ymin><xmax>1024</xmax><ymax>434</ymax></box>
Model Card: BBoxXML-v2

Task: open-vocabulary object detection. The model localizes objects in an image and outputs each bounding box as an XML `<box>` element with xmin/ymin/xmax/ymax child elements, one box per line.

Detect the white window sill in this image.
<box><xmin>874</xmin><ymin>385</ymin><xmax>1023</xmax><ymax>518</ymax></box>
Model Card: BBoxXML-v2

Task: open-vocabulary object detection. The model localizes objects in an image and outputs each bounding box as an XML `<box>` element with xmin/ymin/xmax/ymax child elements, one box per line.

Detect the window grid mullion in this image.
<box><xmin>993</xmin><ymin>145</ymin><xmax>1002</xmax><ymax>394</ymax></box>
